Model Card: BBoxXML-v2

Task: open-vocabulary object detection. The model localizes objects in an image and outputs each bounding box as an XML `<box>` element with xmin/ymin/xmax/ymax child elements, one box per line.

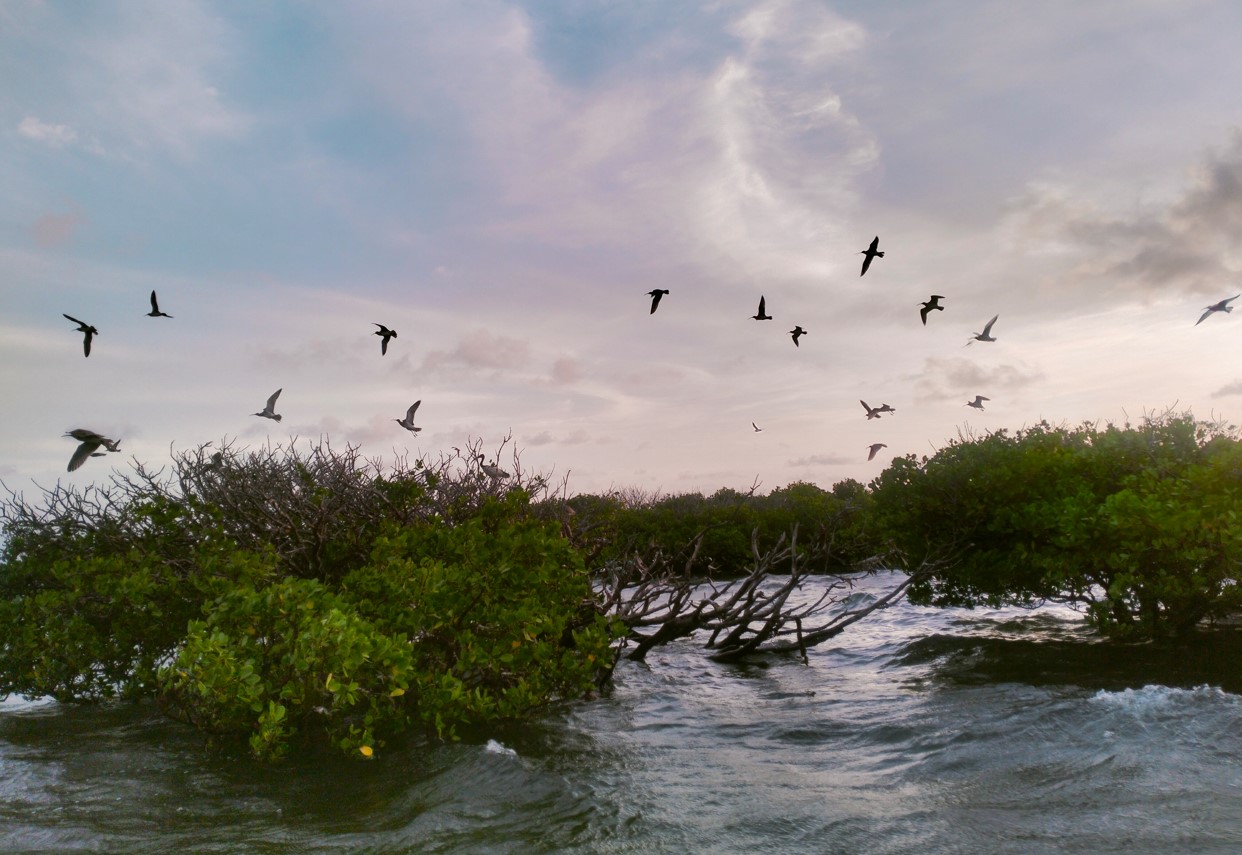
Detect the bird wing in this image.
<box><xmin>860</xmin><ymin>254</ymin><xmax>872</xmax><ymax>276</ymax></box>
<box><xmin>757</xmin><ymin>296</ymin><xmax>766</xmax><ymax>315</ymax></box>
<box><xmin>266</xmin><ymin>388</ymin><xmax>282</xmax><ymax>410</ymax></box>
<box><xmin>919</xmin><ymin>305</ymin><xmax>930</xmax><ymax>325</ymax></box>
<box><xmin>63</xmin><ymin>313</ymin><xmax>86</xmax><ymax>327</ymax></box>
<box><xmin>68</xmin><ymin>440</ymin><xmax>101</xmax><ymax>472</ymax></box>
<box><xmin>83</xmin><ymin>331</ymin><xmax>92</xmax><ymax>357</ymax></box>
<box><xmin>150</xmin><ymin>291</ymin><xmax>160</xmax><ymax>312</ymax></box>
<box><xmin>649</xmin><ymin>291</ymin><xmax>663</xmax><ymax>313</ymax></box>
<box><xmin>982</xmin><ymin>314</ymin><xmax>998</xmax><ymax>335</ymax></box>
<box><xmin>406</xmin><ymin>400</ymin><xmax>421</xmax><ymax>420</ymax></box>
<box><xmin>869</xmin><ymin>236</ymin><xmax>880</xmax><ymax>252</ymax></box>
<box><xmin>1196</xmin><ymin>307</ymin><xmax>1214</xmax><ymax>325</ymax></box>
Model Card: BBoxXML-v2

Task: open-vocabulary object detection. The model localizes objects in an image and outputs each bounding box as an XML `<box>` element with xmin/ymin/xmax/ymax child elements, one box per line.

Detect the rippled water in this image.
<box><xmin>3</xmin><ymin>573</ymin><xmax>1240</xmax><ymax>854</ymax></box>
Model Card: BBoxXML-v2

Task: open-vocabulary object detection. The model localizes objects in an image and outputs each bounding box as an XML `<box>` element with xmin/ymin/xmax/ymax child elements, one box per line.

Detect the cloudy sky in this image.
<box><xmin>5</xmin><ymin>0</ymin><xmax>1242</xmax><ymax>498</ymax></box>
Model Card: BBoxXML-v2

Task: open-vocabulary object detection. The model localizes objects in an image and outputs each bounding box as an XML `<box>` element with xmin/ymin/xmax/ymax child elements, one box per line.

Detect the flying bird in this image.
<box><xmin>867</xmin><ymin>443</ymin><xmax>887</xmax><ymax>462</ymax></box>
<box><xmin>966</xmin><ymin>395</ymin><xmax>990</xmax><ymax>410</ymax></box>
<box><xmin>395</xmin><ymin>400</ymin><xmax>422</xmax><ymax>433</ymax></box>
<box><xmin>752</xmin><ymin>422</ymin><xmax>762</xmax><ymax>432</ymax></box>
<box><xmin>919</xmin><ymin>295</ymin><xmax>944</xmax><ymax>325</ymax></box>
<box><xmin>646</xmin><ymin>289</ymin><xmax>670</xmax><ymax>314</ymax></box>
<box><xmin>790</xmin><ymin>325</ymin><xmax>806</xmax><ymax>347</ymax></box>
<box><xmin>63</xmin><ymin>314</ymin><xmax>98</xmax><ymax>357</ymax></box>
<box><xmin>1196</xmin><ymin>295</ymin><xmax>1240</xmax><ymax>325</ymax></box>
<box><xmin>253</xmin><ymin>388</ymin><xmax>282</xmax><ymax>421</ymax></box>
<box><xmin>751</xmin><ymin>295</ymin><xmax>772</xmax><ymax>320</ymax></box>
<box><xmin>64</xmin><ymin>429</ymin><xmax>121</xmax><ymax>472</ymax></box>
<box><xmin>147</xmin><ymin>290</ymin><xmax>172</xmax><ymax>318</ymax></box>
<box><xmin>859</xmin><ymin>236</ymin><xmax>883</xmax><ymax>276</ymax></box>
<box><xmin>860</xmin><ymin>400</ymin><xmax>882</xmax><ymax>420</ymax></box>
<box><xmin>967</xmin><ymin>314</ymin><xmax>999</xmax><ymax>345</ymax></box>
<box><xmin>374</xmin><ymin>323</ymin><xmax>398</xmax><ymax>355</ymax></box>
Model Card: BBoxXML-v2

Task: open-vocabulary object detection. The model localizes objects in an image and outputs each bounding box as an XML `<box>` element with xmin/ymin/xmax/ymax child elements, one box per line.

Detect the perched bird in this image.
<box><xmin>859</xmin><ymin>236</ymin><xmax>883</xmax><ymax>276</ymax></box>
<box><xmin>395</xmin><ymin>400</ymin><xmax>422</xmax><ymax>433</ymax></box>
<box><xmin>752</xmin><ymin>422</ymin><xmax>762</xmax><ymax>432</ymax></box>
<box><xmin>751</xmin><ymin>295</ymin><xmax>772</xmax><ymax>320</ymax></box>
<box><xmin>147</xmin><ymin>290</ymin><xmax>172</xmax><ymax>318</ymax></box>
<box><xmin>63</xmin><ymin>314</ymin><xmax>98</xmax><ymax>357</ymax></box>
<box><xmin>966</xmin><ymin>395</ymin><xmax>990</xmax><ymax>410</ymax></box>
<box><xmin>646</xmin><ymin>289</ymin><xmax>670</xmax><ymax>314</ymax></box>
<box><xmin>201</xmin><ymin>451</ymin><xmax>225</xmax><ymax>473</ymax></box>
<box><xmin>1196</xmin><ymin>295</ymin><xmax>1240</xmax><ymax>326</ymax></box>
<box><xmin>64</xmin><ymin>429</ymin><xmax>121</xmax><ymax>472</ymax></box>
<box><xmin>876</xmin><ymin>403</ymin><xmax>897</xmax><ymax>416</ymax></box>
<box><xmin>790</xmin><ymin>325</ymin><xmax>806</xmax><ymax>347</ymax></box>
<box><xmin>476</xmin><ymin>454</ymin><xmax>510</xmax><ymax>479</ymax></box>
<box><xmin>967</xmin><ymin>314</ymin><xmax>999</xmax><ymax>345</ymax></box>
<box><xmin>867</xmin><ymin>443</ymin><xmax>887</xmax><ymax>462</ymax></box>
<box><xmin>860</xmin><ymin>400</ymin><xmax>882</xmax><ymax>420</ymax></box>
<box><xmin>253</xmin><ymin>388</ymin><xmax>282</xmax><ymax>421</ymax></box>
<box><xmin>374</xmin><ymin>323</ymin><xmax>398</xmax><ymax>355</ymax></box>
<box><xmin>919</xmin><ymin>295</ymin><xmax>944</xmax><ymax>325</ymax></box>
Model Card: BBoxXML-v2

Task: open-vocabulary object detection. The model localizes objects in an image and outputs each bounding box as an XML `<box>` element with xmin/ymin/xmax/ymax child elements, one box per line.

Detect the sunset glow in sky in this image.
<box><xmin>6</xmin><ymin>1</ymin><xmax>1242</xmax><ymax>497</ymax></box>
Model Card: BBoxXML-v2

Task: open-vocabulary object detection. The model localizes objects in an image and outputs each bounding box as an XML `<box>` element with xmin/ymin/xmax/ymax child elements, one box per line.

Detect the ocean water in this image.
<box><xmin>2</xmin><ymin>573</ymin><xmax>1239</xmax><ymax>854</ymax></box>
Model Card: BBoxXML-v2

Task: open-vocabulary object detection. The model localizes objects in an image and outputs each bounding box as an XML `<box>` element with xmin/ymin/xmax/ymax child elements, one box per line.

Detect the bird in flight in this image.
<box><xmin>395</xmin><ymin>400</ymin><xmax>422</xmax><ymax>433</ymax></box>
<box><xmin>919</xmin><ymin>295</ymin><xmax>944</xmax><ymax>325</ymax></box>
<box><xmin>751</xmin><ymin>295</ymin><xmax>772</xmax><ymax>320</ymax></box>
<box><xmin>1196</xmin><ymin>295</ymin><xmax>1240</xmax><ymax>325</ymax></box>
<box><xmin>790</xmin><ymin>325</ymin><xmax>806</xmax><ymax>346</ymax></box>
<box><xmin>646</xmin><ymin>289</ymin><xmax>670</xmax><ymax>314</ymax></box>
<box><xmin>966</xmin><ymin>395</ymin><xmax>990</xmax><ymax>410</ymax></box>
<box><xmin>63</xmin><ymin>314</ymin><xmax>98</xmax><ymax>357</ymax></box>
<box><xmin>860</xmin><ymin>400</ymin><xmax>882</xmax><ymax>420</ymax></box>
<box><xmin>253</xmin><ymin>388</ymin><xmax>282</xmax><ymax>421</ymax></box>
<box><xmin>876</xmin><ymin>403</ymin><xmax>896</xmax><ymax>416</ymax></box>
<box><xmin>374</xmin><ymin>323</ymin><xmax>398</xmax><ymax>355</ymax></box>
<box><xmin>867</xmin><ymin>443</ymin><xmax>887</xmax><ymax>461</ymax></box>
<box><xmin>967</xmin><ymin>314</ymin><xmax>999</xmax><ymax>345</ymax></box>
<box><xmin>752</xmin><ymin>422</ymin><xmax>762</xmax><ymax>432</ymax></box>
<box><xmin>859</xmin><ymin>236</ymin><xmax>883</xmax><ymax>276</ymax></box>
<box><xmin>147</xmin><ymin>290</ymin><xmax>172</xmax><ymax>318</ymax></box>
<box><xmin>64</xmin><ymin>429</ymin><xmax>121</xmax><ymax>472</ymax></box>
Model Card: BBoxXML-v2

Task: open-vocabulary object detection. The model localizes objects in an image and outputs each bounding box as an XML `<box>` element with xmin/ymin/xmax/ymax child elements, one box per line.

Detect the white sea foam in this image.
<box><xmin>485</xmin><ymin>739</ymin><xmax>517</xmax><ymax>757</ymax></box>
<box><xmin>1090</xmin><ymin>683</ymin><xmax>1238</xmax><ymax>715</ymax></box>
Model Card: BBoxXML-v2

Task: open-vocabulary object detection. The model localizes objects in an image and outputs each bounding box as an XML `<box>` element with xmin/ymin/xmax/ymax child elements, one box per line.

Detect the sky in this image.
<box><xmin>6</xmin><ymin>0</ymin><xmax>1242</xmax><ymax>499</ymax></box>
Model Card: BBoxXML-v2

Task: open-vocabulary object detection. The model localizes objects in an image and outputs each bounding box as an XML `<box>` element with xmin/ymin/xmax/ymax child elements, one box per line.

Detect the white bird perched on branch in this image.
<box><xmin>476</xmin><ymin>454</ymin><xmax>509</xmax><ymax>479</ymax></box>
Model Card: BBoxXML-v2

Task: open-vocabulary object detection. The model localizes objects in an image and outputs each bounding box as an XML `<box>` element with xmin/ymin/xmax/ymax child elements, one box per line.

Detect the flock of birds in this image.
<box><xmin>58</xmin><ymin>245</ymin><xmax>1242</xmax><ymax>473</ymax></box>
<box><xmin>640</xmin><ymin>235</ymin><xmax>1240</xmax><ymax>464</ymax></box>
<box><xmin>59</xmin><ymin>290</ymin><xmax>514</xmax><ymax>478</ymax></box>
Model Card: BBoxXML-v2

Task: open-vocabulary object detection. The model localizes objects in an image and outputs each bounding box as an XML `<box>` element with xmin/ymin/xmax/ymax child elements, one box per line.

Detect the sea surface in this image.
<box><xmin>2</xmin><ymin>572</ymin><xmax>1240</xmax><ymax>854</ymax></box>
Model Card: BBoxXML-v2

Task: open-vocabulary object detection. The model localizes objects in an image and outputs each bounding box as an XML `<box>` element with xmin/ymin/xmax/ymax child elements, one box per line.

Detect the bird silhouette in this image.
<box><xmin>967</xmin><ymin>314</ymin><xmax>999</xmax><ymax>345</ymax></box>
<box><xmin>790</xmin><ymin>325</ymin><xmax>806</xmax><ymax>346</ymax></box>
<box><xmin>253</xmin><ymin>388</ymin><xmax>282</xmax><ymax>421</ymax></box>
<box><xmin>475</xmin><ymin>454</ymin><xmax>510</xmax><ymax>479</ymax></box>
<box><xmin>1196</xmin><ymin>295</ymin><xmax>1240</xmax><ymax>325</ymax></box>
<box><xmin>646</xmin><ymin>289</ymin><xmax>669</xmax><ymax>314</ymax></box>
<box><xmin>63</xmin><ymin>314</ymin><xmax>98</xmax><ymax>357</ymax></box>
<box><xmin>867</xmin><ymin>443</ymin><xmax>887</xmax><ymax>461</ymax></box>
<box><xmin>395</xmin><ymin>400</ymin><xmax>422</xmax><ymax>433</ymax></box>
<box><xmin>374</xmin><ymin>323</ymin><xmax>397</xmax><ymax>355</ymax></box>
<box><xmin>201</xmin><ymin>450</ymin><xmax>225</xmax><ymax>473</ymax></box>
<box><xmin>751</xmin><ymin>295</ymin><xmax>772</xmax><ymax>320</ymax></box>
<box><xmin>860</xmin><ymin>236</ymin><xmax>883</xmax><ymax>276</ymax></box>
<box><xmin>752</xmin><ymin>422</ymin><xmax>762</xmax><ymax>432</ymax></box>
<box><xmin>64</xmin><ymin>429</ymin><xmax>121</xmax><ymax>472</ymax></box>
<box><xmin>966</xmin><ymin>395</ymin><xmax>990</xmax><ymax>410</ymax></box>
<box><xmin>860</xmin><ymin>400</ymin><xmax>882</xmax><ymax>420</ymax></box>
<box><xmin>147</xmin><ymin>290</ymin><xmax>172</xmax><ymax>318</ymax></box>
<box><xmin>919</xmin><ymin>295</ymin><xmax>944</xmax><ymax>325</ymax></box>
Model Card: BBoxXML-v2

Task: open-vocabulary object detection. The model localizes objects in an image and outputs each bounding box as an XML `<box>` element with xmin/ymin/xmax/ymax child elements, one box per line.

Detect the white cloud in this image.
<box><xmin>17</xmin><ymin>116</ymin><xmax>77</xmax><ymax>147</ymax></box>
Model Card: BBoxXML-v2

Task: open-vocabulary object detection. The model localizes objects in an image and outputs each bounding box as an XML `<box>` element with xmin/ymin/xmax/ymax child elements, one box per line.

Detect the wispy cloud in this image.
<box><xmin>17</xmin><ymin>116</ymin><xmax>77</xmax><ymax>147</ymax></box>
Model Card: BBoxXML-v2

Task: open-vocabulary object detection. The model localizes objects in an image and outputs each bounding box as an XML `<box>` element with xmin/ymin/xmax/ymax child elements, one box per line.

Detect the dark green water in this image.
<box><xmin>2</xmin><ymin>574</ymin><xmax>1240</xmax><ymax>853</ymax></box>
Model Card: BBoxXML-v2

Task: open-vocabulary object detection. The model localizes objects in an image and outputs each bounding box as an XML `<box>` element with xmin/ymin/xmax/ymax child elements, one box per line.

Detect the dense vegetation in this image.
<box><xmin>2</xmin><ymin>413</ymin><xmax>1238</xmax><ymax>760</ymax></box>
<box><xmin>0</xmin><ymin>442</ymin><xmax>618</xmax><ymax>760</ymax></box>
<box><xmin>871</xmin><ymin>414</ymin><xmax>1242</xmax><ymax>639</ymax></box>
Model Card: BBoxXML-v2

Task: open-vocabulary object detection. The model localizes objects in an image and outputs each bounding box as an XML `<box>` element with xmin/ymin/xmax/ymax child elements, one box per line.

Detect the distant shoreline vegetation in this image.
<box><xmin>1</xmin><ymin>411</ymin><xmax>1238</xmax><ymax>759</ymax></box>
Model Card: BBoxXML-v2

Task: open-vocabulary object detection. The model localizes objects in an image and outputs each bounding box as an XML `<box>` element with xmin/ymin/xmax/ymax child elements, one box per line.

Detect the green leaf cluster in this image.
<box><xmin>871</xmin><ymin>416</ymin><xmax>1242</xmax><ymax>638</ymax></box>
